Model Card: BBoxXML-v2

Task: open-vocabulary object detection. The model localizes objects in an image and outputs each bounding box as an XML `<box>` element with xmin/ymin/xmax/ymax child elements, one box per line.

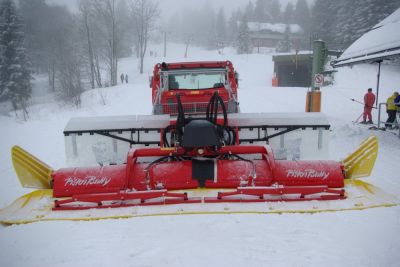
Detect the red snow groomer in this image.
<box><xmin>54</xmin><ymin>94</ymin><xmax>343</xmax><ymax>209</ymax></box>
<box><xmin>11</xmin><ymin>92</ymin><xmax>377</xmax><ymax>211</ymax></box>
<box><xmin>0</xmin><ymin>61</ymin><xmax>387</xmax><ymax>224</ymax></box>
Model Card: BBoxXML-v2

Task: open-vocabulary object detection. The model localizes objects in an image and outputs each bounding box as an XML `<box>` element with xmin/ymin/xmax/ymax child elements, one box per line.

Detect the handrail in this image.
<box><xmin>377</xmin><ymin>102</ymin><xmax>399</xmax><ymax>138</ymax></box>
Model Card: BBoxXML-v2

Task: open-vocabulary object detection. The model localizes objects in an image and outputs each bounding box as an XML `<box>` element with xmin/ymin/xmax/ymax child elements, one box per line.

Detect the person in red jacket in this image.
<box><xmin>362</xmin><ymin>88</ymin><xmax>376</xmax><ymax>124</ymax></box>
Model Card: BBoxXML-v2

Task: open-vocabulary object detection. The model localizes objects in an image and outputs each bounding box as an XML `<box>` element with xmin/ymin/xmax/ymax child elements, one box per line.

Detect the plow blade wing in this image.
<box><xmin>341</xmin><ymin>136</ymin><xmax>378</xmax><ymax>179</ymax></box>
<box><xmin>12</xmin><ymin>146</ymin><xmax>53</xmax><ymax>189</ymax></box>
<box><xmin>0</xmin><ymin>181</ymin><xmax>397</xmax><ymax>225</ymax></box>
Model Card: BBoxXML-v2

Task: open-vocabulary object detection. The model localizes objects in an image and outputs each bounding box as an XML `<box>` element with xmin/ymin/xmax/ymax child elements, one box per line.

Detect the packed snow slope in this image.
<box><xmin>1</xmin><ymin>43</ymin><xmax>400</xmax><ymax>267</ymax></box>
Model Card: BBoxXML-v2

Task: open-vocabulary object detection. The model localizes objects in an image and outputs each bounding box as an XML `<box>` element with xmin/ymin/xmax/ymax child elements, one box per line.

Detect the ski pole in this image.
<box><xmin>351</xmin><ymin>98</ymin><xmax>364</xmax><ymax>105</ymax></box>
<box><xmin>354</xmin><ymin>113</ymin><xmax>364</xmax><ymax>124</ymax></box>
<box><xmin>351</xmin><ymin>98</ymin><xmax>378</xmax><ymax>109</ymax></box>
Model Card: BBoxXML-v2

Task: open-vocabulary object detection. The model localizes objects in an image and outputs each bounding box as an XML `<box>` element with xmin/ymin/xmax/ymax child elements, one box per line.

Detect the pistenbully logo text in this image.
<box><xmin>65</xmin><ymin>176</ymin><xmax>111</xmax><ymax>187</ymax></box>
<box><xmin>286</xmin><ymin>169</ymin><xmax>330</xmax><ymax>179</ymax></box>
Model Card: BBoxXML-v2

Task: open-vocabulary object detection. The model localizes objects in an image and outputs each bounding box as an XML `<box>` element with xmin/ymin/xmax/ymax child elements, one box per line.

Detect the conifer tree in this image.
<box><xmin>312</xmin><ymin>0</ymin><xmax>399</xmax><ymax>49</ymax></box>
<box><xmin>227</xmin><ymin>9</ymin><xmax>240</xmax><ymax>47</ymax></box>
<box><xmin>294</xmin><ymin>0</ymin><xmax>311</xmax><ymax>49</ymax></box>
<box><xmin>0</xmin><ymin>0</ymin><xmax>32</xmax><ymax>120</ymax></box>
<box><xmin>283</xmin><ymin>3</ymin><xmax>294</xmax><ymax>24</ymax></box>
<box><xmin>254</xmin><ymin>0</ymin><xmax>267</xmax><ymax>22</ymax></box>
<box><xmin>216</xmin><ymin>8</ymin><xmax>227</xmax><ymax>46</ymax></box>
<box><xmin>266</xmin><ymin>0</ymin><xmax>281</xmax><ymax>23</ymax></box>
<box><xmin>237</xmin><ymin>15</ymin><xmax>251</xmax><ymax>54</ymax></box>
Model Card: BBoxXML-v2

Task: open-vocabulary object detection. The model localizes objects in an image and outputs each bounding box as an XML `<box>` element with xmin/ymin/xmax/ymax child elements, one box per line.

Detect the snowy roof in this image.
<box><xmin>334</xmin><ymin>8</ymin><xmax>400</xmax><ymax>67</ymax></box>
<box><xmin>246</xmin><ymin>22</ymin><xmax>303</xmax><ymax>34</ymax></box>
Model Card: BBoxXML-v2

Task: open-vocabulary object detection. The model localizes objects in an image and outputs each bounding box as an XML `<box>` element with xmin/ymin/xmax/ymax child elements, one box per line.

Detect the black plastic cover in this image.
<box><xmin>181</xmin><ymin>120</ymin><xmax>220</xmax><ymax>148</ymax></box>
<box><xmin>192</xmin><ymin>159</ymin><xmax>214</xmax><ymax>187</ymax></box>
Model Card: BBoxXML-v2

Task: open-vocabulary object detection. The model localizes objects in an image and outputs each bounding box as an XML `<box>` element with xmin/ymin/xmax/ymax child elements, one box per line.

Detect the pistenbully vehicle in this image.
<box><xmin>0</xmin><ymin>61</ymin><xmax>396</xmax><ymax>224</ymax></box>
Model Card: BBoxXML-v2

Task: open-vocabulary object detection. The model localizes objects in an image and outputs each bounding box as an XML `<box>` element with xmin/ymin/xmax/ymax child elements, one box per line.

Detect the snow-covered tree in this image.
<box><xmin>276</xmin><ymin>24</ymin><xmax>291</xmax><ymax>52</ymax></box>
<box><xmin>335</xmin><ymin>0</ymin><xmax>400</xmax><ymax>49</ymax></box>
<box><xmin>18</xmin><ymin>0</ymin><xmax>49</xmax><ymax>73</ymax></box>
<box><xmin>0</xmin><ymin>0</ymin><xmax>32</xmax><ymax>120</ymax></box>
<box><xmin>237</xmin><ymin>16</ymin><xmax>251</xmax><ymax>54</ymax></box>
<box><xmin>313</xmin><ymin>0</ymin><xmax>399</xmax><ymax>50</ymax></box>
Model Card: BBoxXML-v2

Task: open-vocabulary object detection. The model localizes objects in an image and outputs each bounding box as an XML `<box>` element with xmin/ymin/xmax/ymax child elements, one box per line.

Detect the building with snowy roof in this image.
<box><xmin>333</xmin><ymin>8</ymin><xmax>400</xmax><ymax>67</ymax></box>
<box><xmin>333</xmin><ymin>8</ymin><xmax>400</xmax><ymax>109</ymax></box>
<box><xmin>246</xmin><ymin>22</ymin><xmax>304</xmax><ymax>52</ymax></box>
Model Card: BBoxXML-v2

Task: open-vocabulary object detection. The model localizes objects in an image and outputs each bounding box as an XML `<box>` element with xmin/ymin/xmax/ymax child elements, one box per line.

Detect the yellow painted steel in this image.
<box><xmin>341</xmin><ymin>136</ymin><xmax>378</xmax><ymax>179</ymax></box>
<box><xmin>11</xmin><ymin>146</ymin><xmax>53</xmax><ymax>189</ymax></box>
<box><xmin>2</xmin><ymin>201</ymin><xmax>398</xmax><ymax>226</ymax></box>
<box><xmin>0</xmin><ymin>180</ymin><xmax>398</xmax><ymax>225</ymax></box>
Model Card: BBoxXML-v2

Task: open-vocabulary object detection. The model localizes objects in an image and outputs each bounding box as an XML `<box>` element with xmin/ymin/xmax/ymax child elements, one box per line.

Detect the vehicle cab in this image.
<box><xmin>151</xmin><ymin>61</ymin><xmax>239</xmax><ymax>115</ymax></box>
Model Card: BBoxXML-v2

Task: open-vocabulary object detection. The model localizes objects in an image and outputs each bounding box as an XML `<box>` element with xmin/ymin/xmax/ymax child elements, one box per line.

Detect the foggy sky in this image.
<box><xmin>47</xmin><ymin>0</ymin><xmax>315</xmax><ymax>20</ymax></box>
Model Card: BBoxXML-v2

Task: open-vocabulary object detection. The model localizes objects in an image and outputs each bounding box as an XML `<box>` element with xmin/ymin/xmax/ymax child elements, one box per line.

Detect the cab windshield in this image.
<box><xmin>162</xmin><ymin>69</ymin><xmax>227</xmax><ymax>90</ymax></box>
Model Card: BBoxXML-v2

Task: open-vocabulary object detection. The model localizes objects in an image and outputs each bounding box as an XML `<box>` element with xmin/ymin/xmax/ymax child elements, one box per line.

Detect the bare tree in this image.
<box><xmin>78</xmin><ymin>1</ymin><xmax>104</xmax><ymax>88</ymax></box>
<box><xmin>79</xmin><ymin>1</ymin><xmax>96</xmax><ymax>89</ymax></box>
<box><xmin>52</xmin><ymin>15</ymin><xmax>85</xmax><ymax>106</ymax></box>
<box><xmin>91</xmin><ymin>0</ymin><xmax>118</xmax><ymax>86</ymax></box>
<box><xmin>129</xmin><ymin>0</ymin><xmax>159</xmax><ymax>74</ymax></box>
<box><xmin>184</xmin><ymin>35</ymin><xmax>192</xmax><ymax>58</ymax></box>
<box><xmin>57</xmin><ymin>52</ymin><xmax>84</xmax><ymax>107</ymax></box>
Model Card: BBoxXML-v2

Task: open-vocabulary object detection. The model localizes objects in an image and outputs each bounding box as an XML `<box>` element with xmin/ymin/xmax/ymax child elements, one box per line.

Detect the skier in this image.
<box><xmin>385</xmin><ymin>92</ymin><xmax>398</xmax><ymax>129</ymax></box>
<box><xmin>125</xmin><ymin>74</ymin><xmax>128</xmax><ymax>84</ymax></box>
<box><xmin>120</xmin><ymin>73</ymin><xmax>125</xmax><ymax>83</ymax></box>
<box><xmin>362</xmin><ymin>88</ymin><xmax>376</xmax><ymax>124</ymax></box>
<box><xmin>395</xmin><ymin>93</ymin><xmax>400</xmax><ymax>128</ymax></box>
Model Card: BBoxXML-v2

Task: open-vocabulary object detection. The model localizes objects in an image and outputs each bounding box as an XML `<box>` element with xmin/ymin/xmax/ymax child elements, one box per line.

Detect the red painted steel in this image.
<box><xmin>273</xmin><ymin>160</ymin><xmax>345</xmax><ymax>188</ymax></box>
<box><xmin>52</xmin><ymin>144</ymin><xmax>347</xmax><ymax>210</ymax></box>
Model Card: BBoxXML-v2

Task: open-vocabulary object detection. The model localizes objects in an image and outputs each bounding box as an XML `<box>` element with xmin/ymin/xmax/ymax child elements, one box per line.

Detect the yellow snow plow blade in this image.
<box><xmin>12</xmin><ymin>146</ymin><xmax>53</xmax><ymax>189</ymax></box>
<box><xmin>0</xmin><ymin>182</ymin><xmax>398</xmax><ymax>225</ymax></box>
<box><xmin>341</xmin><ymin>136</ymin><xmax>378</xmax><ymax>179</ymax></box>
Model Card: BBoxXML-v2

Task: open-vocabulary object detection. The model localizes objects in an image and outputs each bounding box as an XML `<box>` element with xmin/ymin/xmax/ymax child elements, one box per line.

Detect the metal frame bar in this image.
<box><xmin>53</xmin><ymin>185</ymin><xmax>346</xmax><ymax>210</ymax></box>
<box><xmin>64</xmin><ymin>128</ymin><xmax>162</xmax><ymax>146</ymax></box>
<box><xmin>238</xmin><ymin>125</ymin><xmax>329</xmax><ymax>143</ymax></box>
<box><xmin>160</xmin><ymin>68</ymin><xmax>226</xmax><ymax>76</ymax></box>
<box><xmin>377</xmin><ymin>102</ymin><xmax>400</xmax><ymax>138</ymax></box>
<box><xmin>65</xmin><ymin>124</ymin><xmax>330</xmax><ymax>146</ymax></box>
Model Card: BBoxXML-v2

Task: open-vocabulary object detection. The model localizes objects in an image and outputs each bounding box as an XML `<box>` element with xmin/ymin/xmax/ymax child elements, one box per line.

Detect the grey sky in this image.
<box><xmin>47</xmin><ymin>0</ymin><xmax>315</xmax><ymax>19</ymax></box>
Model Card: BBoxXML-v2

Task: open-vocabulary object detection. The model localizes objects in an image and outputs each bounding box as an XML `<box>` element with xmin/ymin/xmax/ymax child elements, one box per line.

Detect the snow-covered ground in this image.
<box><xmin>0</xmin><ymin>43</ymin><xmax>399</xmax><ymax>266</ymax></box>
